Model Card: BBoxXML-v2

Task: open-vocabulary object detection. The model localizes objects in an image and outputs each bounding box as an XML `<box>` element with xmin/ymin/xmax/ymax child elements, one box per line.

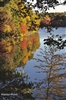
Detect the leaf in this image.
<box><xmin>26</xmin><ymin>16</ymin><xmax>30</xmax><ymax>21</ymax></box>
<box><xmin>4</xmin><ymin>24</ymin><xmax>12</xmax><ymax>33</ymax></box>
<box><xmin>21</xmin><ymin>38</ymin><xmax>28</xmax><ymax>50</ymax></box>
<box><xmin>20</xmin><ymin>23</ymin><xmax>28</xmax><ymax>34</ymax></box>
<box><xmin>6</xmin><ymin>43</ymin><xmax>12</xmax><ymax>52</ymax></box>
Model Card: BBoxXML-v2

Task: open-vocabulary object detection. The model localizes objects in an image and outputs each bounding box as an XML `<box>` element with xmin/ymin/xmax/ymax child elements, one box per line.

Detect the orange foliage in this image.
<box><xmin>21</xmin><ymin>39</ymin><xmax>28</xmax><ymax>50</ymax></box>
<box><xmin>43</xmin><ymin>15</ymin><xmax>51</xmax><ymax>25</ymax></box>
<box><xmin>20</xmin><ymin>23</ymin><xmax>27</xmax><ymax>34</ymax></box>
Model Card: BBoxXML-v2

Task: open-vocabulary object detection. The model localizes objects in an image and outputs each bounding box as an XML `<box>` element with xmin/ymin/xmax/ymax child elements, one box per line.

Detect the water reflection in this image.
<box><xmin>0</xmin><ymin>70</ymin><xmax>35</xmax><ymax>100</ymax></box>
<box><xmin>33</xmin><ymin>46</ymin><xmax>66</xmax><ymax>100</ymax></box>
<box><xmin>0</xmin><ymin>32</ymin><xmax>40</xmax><ymax>70</ymax></box>
<box><xmin>33</xmin><ymin>28</ymin><xmax>66</xmax><ymax>100</ymax></box>
<box><xmin>0</xmin><ymin>27</ymin><xmax>66</xmax><ymax>100</ymax></box>
<box><xmin>0</xmin><ymin>32</ymin><xmax>40</xmax><ymax>99</ymax></box>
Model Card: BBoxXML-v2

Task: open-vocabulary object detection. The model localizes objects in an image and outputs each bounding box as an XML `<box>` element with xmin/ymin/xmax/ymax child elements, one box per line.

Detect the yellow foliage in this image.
<box><xmin>31</xmin><ymin>13</ymin><xmax>38</xmax><ymax>19</ymax></box>
<box><xmin>11</xmin><ymin>39</ymin><xmax>15</xmax><ymax>45</ymax></box>
<box><xmin>19</xmin><ymin>4</ymin><xmax>25</xmax><ymax>10</ymax></box>
<box><xmin>19</xmin><ymin>37</ymin><xmax>23</xmax><ymax>42</ymax></box>
<box><xmin>27</xmin><ymin>52</ymin><xmax>31</xmax><ymax>56</ymax></box>
<box><xmin>22</xmin><ymin>56</ymin><xmax>28</xmax><ymax>64</ymax></box>
<box><xmin>26</xmin><ymin>16</ymin><xmax>30</xmax><ymax>21</ymax></box>
<box><xmin>22</xmin><ymin>52</ymin><xmax>30</xmax><ymax>64</ymax></box>
<box><xmin>21</xmin><ymin>18</ymin><xmax>27</xmax><ymax>24</ymax></box>
<box><xmin>44</xmin><ymin>15</ymin><xmax>51</xmax><ymax>21</ymax></box>
<box><xmin>35</xmin><ymin>19</ymin><xmax>40</xmax><ymax>25</ymax></box>
<box><xmin>21</xmin><ymin>9</ymin><xmax>26</xmax><ymax>13</ymax></box>
<box><xmin>35</xmin><ymin>27</ymin><xmax>39</xmax><ymax>31</ymax></box>
<box><xmin>21</xmin><ymin>4</ymin><xmax>25</xmax><ymax>9</ymax></box>
<box><xmin>4</xmin><ymin>24</ymin><xmax>12</xmax><ymax>33</ymax></box>
<box><xmin>20</xmin><ymin>33</ymin><xmax>24</xmax><ymax>37</ymax></box>
<box><xmin>26</xmin><ymin>21</ymin><xmax>31</xmax><ymax>27</ymax></box>
<box><xmin>28</xmin><ymin>41</ymin><xmax>32</xmax><ymax>45</ymax></box>
<box><xmin>6</xmin><ymin>45</ymin><xmax>12</xmax><ymax>52</ymax></box>
<box><xmin>32</xmin><ymin>30</ymin><xmax>36</xmax><ymax>33</ymax></box>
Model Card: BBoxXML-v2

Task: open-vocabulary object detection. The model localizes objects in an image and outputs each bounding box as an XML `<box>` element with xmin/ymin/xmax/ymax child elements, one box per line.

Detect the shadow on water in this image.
<box><xmin>0</xmin><ymin>27</ymin><xmax>66</xmax><ymax>100</ymax></box>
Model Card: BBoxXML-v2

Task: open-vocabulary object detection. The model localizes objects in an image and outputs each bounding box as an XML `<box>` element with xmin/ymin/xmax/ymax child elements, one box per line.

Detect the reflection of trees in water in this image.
<box><xmin>33</xmin><ymin>34</ymin><xmax>66</xmax><ymax>100</ymax></box>
<box><xmin>0</xmin><ymin>33</ymin><xmax>40</xmax><ymax>100</ymax></box>
<box><xmin>0</xmin><ymin>69</ymin><xmax>35</xmax><ymax>100</ymax></box>
<box><xmin>0</xmin><ymin>32</ymin><xmax>40</xmax><ymax>69</ymax></box>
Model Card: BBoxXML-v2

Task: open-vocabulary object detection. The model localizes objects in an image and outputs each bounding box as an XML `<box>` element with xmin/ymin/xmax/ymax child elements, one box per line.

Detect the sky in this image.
<box><xmin>47</xmin><ymin>5</ymin><xmax>66</xmax><ymax>13</ymax></box>
<box><xmin>47</xmin><ymin>0</ymin><xmax>66</xmax><ymax>13</ymax></box>
<box><xmin>26</xmin><ymin>0</ymin><xmax>66</xmax><ymax>13</ymax></box>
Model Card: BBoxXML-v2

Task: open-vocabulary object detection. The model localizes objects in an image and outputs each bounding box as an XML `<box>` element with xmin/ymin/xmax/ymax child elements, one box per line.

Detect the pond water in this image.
<box><xmin>0</xmin><ymin>27</ymin><xmax>66</xmax><ymax>100</ymax></box>
<box><xmin>17</xmin><ymin>27</ymin><xmax>66</xmax><ymax>81</ymax></box>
